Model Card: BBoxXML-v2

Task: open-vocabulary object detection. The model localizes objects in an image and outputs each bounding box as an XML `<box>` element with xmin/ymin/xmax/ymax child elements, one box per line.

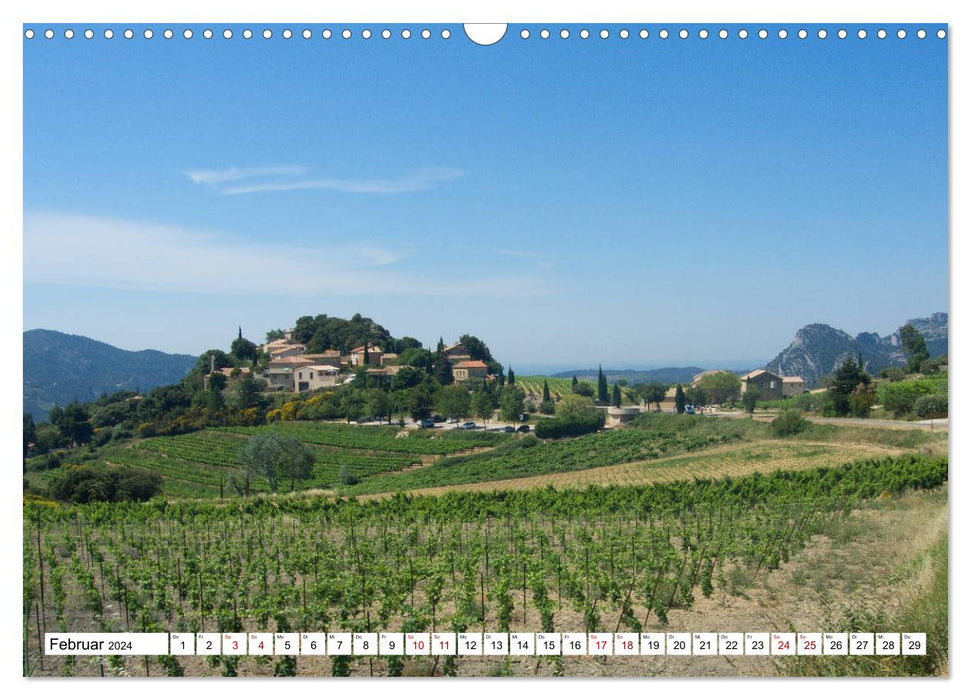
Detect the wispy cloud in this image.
<box><xmin>183</xmin><ymin>165</ymin><xmax>309</xmax><ymax>185</ymax></box>
<box><xmin>24</xmin><ymin>212</ymin><xmax>551</xmax><ymax>299</ymax></box>
<box><xmin>183</xmin><ymin>164</ymin><xmax>465</xmax><ymax>195</ymax></box>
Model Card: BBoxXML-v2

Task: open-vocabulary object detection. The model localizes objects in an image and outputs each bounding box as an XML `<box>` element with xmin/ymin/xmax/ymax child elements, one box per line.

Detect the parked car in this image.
<box><xmin>419</xmin><ymin>418</ymin><xmax>437</xmax><ymax>428</ymax></box>
<box><xmin>459</xmin><ymin>422</ymin><xmax>477</xmax><ymax>430</ymax></box>
<box><xmin>430</xmin><ymin>414</ymin><xmax>445</xmax><ymax>423</ymax></box>
<box><xmin>684</xmin><ymin>405</ymin><xmax>695</xmax><ymax>415</ymax></box>
<box><xmin>516</xmin><ymin>424</ymin><xmax>531</xmax><ymax>433</ymax></box>
<box><xmin>498</xmin><ymin>425</ymin><xmax>515</xmax><ymax>433</ymax></box>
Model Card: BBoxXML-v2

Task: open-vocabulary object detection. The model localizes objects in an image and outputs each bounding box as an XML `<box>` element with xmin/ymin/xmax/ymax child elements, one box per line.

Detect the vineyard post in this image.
<box><xmin>522</xmin><ymin>562</ymin><xmax>527</xmax><ymax>625</ymax></box>
<box><xmin>34</xmin><ymin>600</ymin><xmax>44</xmax><ymax>671</ymax></box>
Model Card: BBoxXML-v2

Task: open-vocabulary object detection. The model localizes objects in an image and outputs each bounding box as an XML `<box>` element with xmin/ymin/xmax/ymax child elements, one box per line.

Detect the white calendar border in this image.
<box><xmin>6</xmin><ymin>1</ymin><xmax>965</xmax><ymax>699</ymax></box>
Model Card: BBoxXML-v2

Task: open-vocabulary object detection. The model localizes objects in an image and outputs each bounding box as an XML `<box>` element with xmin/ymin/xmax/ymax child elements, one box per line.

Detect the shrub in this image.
<box><xmin>338</xmin><ymin>464</ymin><xmax>359</xmax><ymax>486</ymax></box>
<box><xmin>877</xmin><ymin>378</ymin><xmax>945</xmax><ymax>418</ymax></box>
<box><xmin>538</xmin><ymin>399</ymin><xmax>556</xmax><ymax>415</ymax></box>
<box><xmin>880</xmin><ymin>367</ymin><xmax>907</xmax><ymax>381</ymax></box>
<box><xmin>31</xmin><ymin>452</ymin><xmax>63</xmax><ymax>472</ymax></box>
<box><xmin>48</xmin><ymin>467</ymin><xmax>162</xmax><ymax>504</ymax></box>
<box><xmin>573</xmin><ymin>383</ymin><xmax>594</xmax><ymax>398</ymax></box>
<box><xmin>771</xmin><ymin>410</ymin><xmax>810</xmax><ymax>437</ymax></box>
<box><xmin>534</xmin><ymin>411</ymin><xmax>604</xmax><ymax>439</ymax></box>
<box><xmin>913</xmin><ymin>394</ymin><xmax>947</xmax><ymax>418</ymax></box>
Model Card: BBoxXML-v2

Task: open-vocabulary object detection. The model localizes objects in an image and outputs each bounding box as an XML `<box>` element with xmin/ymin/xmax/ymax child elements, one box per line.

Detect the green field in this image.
<box><xmin>516</xmin><ymin>376</ymin><xmax>577</xmax><ymax>399</ymax></box>
<box><xmin>23</xmin><ymin>454</ymin><xmax>948</xmax><ymax>677</ymax></box>
<box><xmin>343</xmin><ymin>419</ymin><xmax>739</xmax><ymax>495</ymax></box>
<box><xmin>28</xmin><ymin>422</ymin><xmax>515</xmax><ymax>498</ymax></box>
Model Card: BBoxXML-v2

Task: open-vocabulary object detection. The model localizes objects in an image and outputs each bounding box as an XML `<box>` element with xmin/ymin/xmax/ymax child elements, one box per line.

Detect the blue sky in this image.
<box><xmin>23</xmin><ymin>24</ymin><xmax>948</xmax><ymax>372</ymax></box>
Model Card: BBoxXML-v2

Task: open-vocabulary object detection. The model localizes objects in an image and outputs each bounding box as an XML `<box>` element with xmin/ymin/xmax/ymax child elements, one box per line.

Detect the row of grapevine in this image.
<box><xmin>23</xmin><ymin>455</ymin><xmax>947</xmax><ymax>676</ymax></box>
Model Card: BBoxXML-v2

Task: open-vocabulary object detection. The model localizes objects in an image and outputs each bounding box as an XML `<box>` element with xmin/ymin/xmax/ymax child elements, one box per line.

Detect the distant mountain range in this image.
<box><xmin>24</xmin><ymin>329</ymin><xmax>198</xmax><ymax>420</ymax></box>
<box><xmin>550</xmin><ymin>367</ymin><xmax>705</xmax><ymax>385</ymax></box>
<box><xmin>764</xmin><ymin>312</ymin><xmax>948</xmax><ymax>388</ymax></box>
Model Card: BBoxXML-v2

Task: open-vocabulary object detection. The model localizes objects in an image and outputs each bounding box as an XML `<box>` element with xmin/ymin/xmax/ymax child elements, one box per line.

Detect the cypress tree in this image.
<box><xmin>542</xmin><ymin>380</ymin><xmax>551</xmax><ymax>402</ymax></box>
<box><xmin>675</xmin><ymin>384</ymin><xmax>686</xmax><ymax>414</ymax></box>
<box><xmin>612</xmin><ymin>383</ymin><xmax>622</xmax><ymax>408</ymax></box>
<box><xmin>508</xmin><ymin>367</ymin><xmax>516</xmax><ymax>386</ymax></box>
<box><xmin>597</xmin><ymin>365</ymin><xmax>609</xmax><ymax>404</ymax></box>
<box><xmin>571</xmin><ymin>375</ymin><xmax>579</xmax><ymax>391</ymax></box>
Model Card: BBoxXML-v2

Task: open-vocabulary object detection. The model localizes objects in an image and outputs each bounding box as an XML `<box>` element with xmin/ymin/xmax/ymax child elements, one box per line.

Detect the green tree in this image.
<box><xmin>597</xmin><ymin>365</ymin><xmax>609</xmax><ymax>404</ymax></box>
<box><xmin>391</xmin><ymin>366</ymin><xmax>425</xmax><ymax>391</ymax></box>
<box><xmin>293</xmin><ymin>315</ymin><xmax>317</xmax><ymax>344</ymax></box>
<box><xmin>436</xmin><ymin>385</ymin><xmax>472</xmax><ymax>422</ymax></box>
<box><xmin>827</xmin><ymin>357</ymin><xmax>870</xmax><ymax>417</ymax></box>
<box><xmin>472</xmin><ymin>389</ymin><xmax>495</xmax><ymax>428</ymax></box>
<box><xmin>555</xmin><ymin>393</ymin><xmax>596</xmax><ymax>420</ymax></box>
<box><xmin>574</xmin><ymin>382</ymin><xmax>594</xmax><ymax>398</ymax></box>
<box><xmin>499</xmin><ymin>385</ymin><xmax>525</xmax><ymax>424</ymax></box>
<box><xmin>265</xmin><ymin>329</ymin><xmax>286</xmax><ymax>342</ymax></box>
<box><xmin>363</xmin><ymin>388</ymin><xmax>392</xmax><ymax>423</ymax></box>
<box><xmin>408</xmin><ymin>382</ymin><xmax>436</xmax><ymax>421</ymax></box>
<box><xmin>848</xmin><ymin>383</ymin><xmax>876</xmax><ymax>418</ymax></box>
<box><xmin>197</xmin><ymin>349</ymin><xmax>233</xmax><ymax>374</ymax></box>
<box><xmin>611</xmin><ymin>383</ymin><xmax>622</xmax><ymax>408</ymax></box>
<box><xmin>52</xmin><ymin>402</ymin><xmax>94</xmax><ymax>445</ymax></box>
<box><xmin>900</xmin><ymin>323</ymin><xmax>930</xmax><ymax>373</ymax></box>
<box><xmin>231</xmin><ymin>335</ymin><xmax>258</xmax><ymax>363</ymax></box>
<box><xmin>686</xmin><ymin>386</ymin><xmax>708</xmax><ymax>407</ymax></box>
<box><xmin>432</xmin><ymin>351</ymin><xmax>454</xmax><ymax>386</ymax></box>
<box><xmin>235</xmin><ymin>377</ymin><xmax>267</xmax><ymax>411</ymax></box>
<box><xmin>571</xmin><ymin>375</ymin><xmax>579</xmax><ymax>391</ymax></box>
<box><xmin>542</xmin><ymin>380</ymin><xmax>551</xmax><ymax>402</ymax></box>
<box><xmin>507</xmin><ymin>367</ymin><xmax>516</xmax><ymax>387</ymax></box>
<box><xmin>674</xmin><ymin>385</ymin><xmax>686</xmax><ymax>414</ymax></box>
<box><xmin>340</xmin><ymin>392</ymin><xmax>364</xmax><ymax>423</ymax></box>
<box><xmin>23</xmin><ymin>413</ymin><xmax>36</xmax><ymax>462</ymax></box>
<box><xmin>398</xmin><ymin>347</ymin><xmax>431</xmax><ymax>368</ymax></box>
<box><xmin>741</xmin><ymin>386</ymin><xmax>761</xmax><ymax>414</ymax></box>
<box><xmin>692</xmin><ymin>371</ymin><xmax>741</xmax><ymax>404</ymax></box>
<box><xmin>634</xmin><ymin>382</ymin><xmax>667</xmax><ymax>411</ymax></box>
<box><xmin>239</xmin><ymin>433</ymin><xmax>315</xmax><ymax>492</ymax></box>
<box><xmin>338</xmin><ymin>464</ymin><xmax>359</xmax><ymax>486</ymax></box>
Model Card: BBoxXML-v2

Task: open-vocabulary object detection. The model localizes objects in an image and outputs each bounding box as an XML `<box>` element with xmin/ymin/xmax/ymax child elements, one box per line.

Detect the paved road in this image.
<box><xmin>708</xmin><ymin>411</ymin><xmax>947</xmax><ymax>431</ymax></box>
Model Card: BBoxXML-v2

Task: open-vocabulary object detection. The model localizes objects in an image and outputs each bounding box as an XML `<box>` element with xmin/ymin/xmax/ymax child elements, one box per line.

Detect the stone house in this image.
<box><xmin>444</xmin><ymin>343</ymin><xmax>471</xmax><ymax>364</ymax></box>
<box><xmin>782</xmin><ymin>376</ymin><xmax>806</xmax><ymax>397</ymax></box>
<box><xmin>295</xmin><ymin>365</ymin><xmax>340</xmax><ymax>392</ymax></box>
<box><xmin>739</xmin><ymin>369</ymin><xmax>784</xmax><ymax>401</ymax></box>
<box><xmin>349</xmin><ymin>345</ymin><xmax>383</xmax><ymax>367</ymax></box>
<box><xmin>452</xmin><ymin>359</ymin><xmax>488</xmax><ymax>382</ymax></box>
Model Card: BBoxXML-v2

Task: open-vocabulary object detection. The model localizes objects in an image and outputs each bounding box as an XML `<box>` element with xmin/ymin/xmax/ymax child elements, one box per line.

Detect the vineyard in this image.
<box><xmin>215</xmin><ymin>423</ymin><xmax>511</xmax><ymax>455</ymax></box>
<box><xmin>517</xmin><ymin>376</ymin><xmax>575</xmax><ymax>400</ymax></box>
<box><xmin>22</xmin><ymin>454</ymin><xmax>947</xmax><ymax>677</ymax></box>
<box><xmin>59</xmin><ymin>423</ymin><xmax>513</xmax><ymax>498</ymax></box>
<box><xmin>342</xmin><ymin>425</ymin><xmax>740</xmax><ymax>495</ymax></box>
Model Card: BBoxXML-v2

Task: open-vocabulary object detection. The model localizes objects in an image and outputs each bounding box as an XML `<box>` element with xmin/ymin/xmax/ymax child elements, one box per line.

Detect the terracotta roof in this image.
<box><xmin>740</xmin><ymin>369</ymin><xmax>772</xmax><ymax>381</ymax></box>
<box><xmin>210</xmin><ymin>367</ymin><xmax>252</xmax><ymax>377</ymax></box>
<box><xmin>268</xmin><ymin>355</ymin><xmax>316</xmax><ymax>367</ymax></box>
<box><xmin>351</xmin><ymin>345</ymin><xmax>382</xmax><ymax>354</ymax></box>
<box><xmin>444</xmin><ymin>343</ymin><xmax>467</xmax><ymax>353</ymax></box>
<box><xmin>453</xmin><ymin>360</ymin><xmax>488</xmax><ymax>369</ymax></box>
<box><xmin>782</xmin><ymin>376</ymin><xmax>805</xmax><ymax>383</ymax></box>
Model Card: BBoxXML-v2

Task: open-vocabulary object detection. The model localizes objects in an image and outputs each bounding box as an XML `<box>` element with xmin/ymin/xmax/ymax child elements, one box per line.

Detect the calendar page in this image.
<box><xmin>20</xmin><ymin>3</ymin><xmax>949</xmax><ymax>681</ymax></box>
